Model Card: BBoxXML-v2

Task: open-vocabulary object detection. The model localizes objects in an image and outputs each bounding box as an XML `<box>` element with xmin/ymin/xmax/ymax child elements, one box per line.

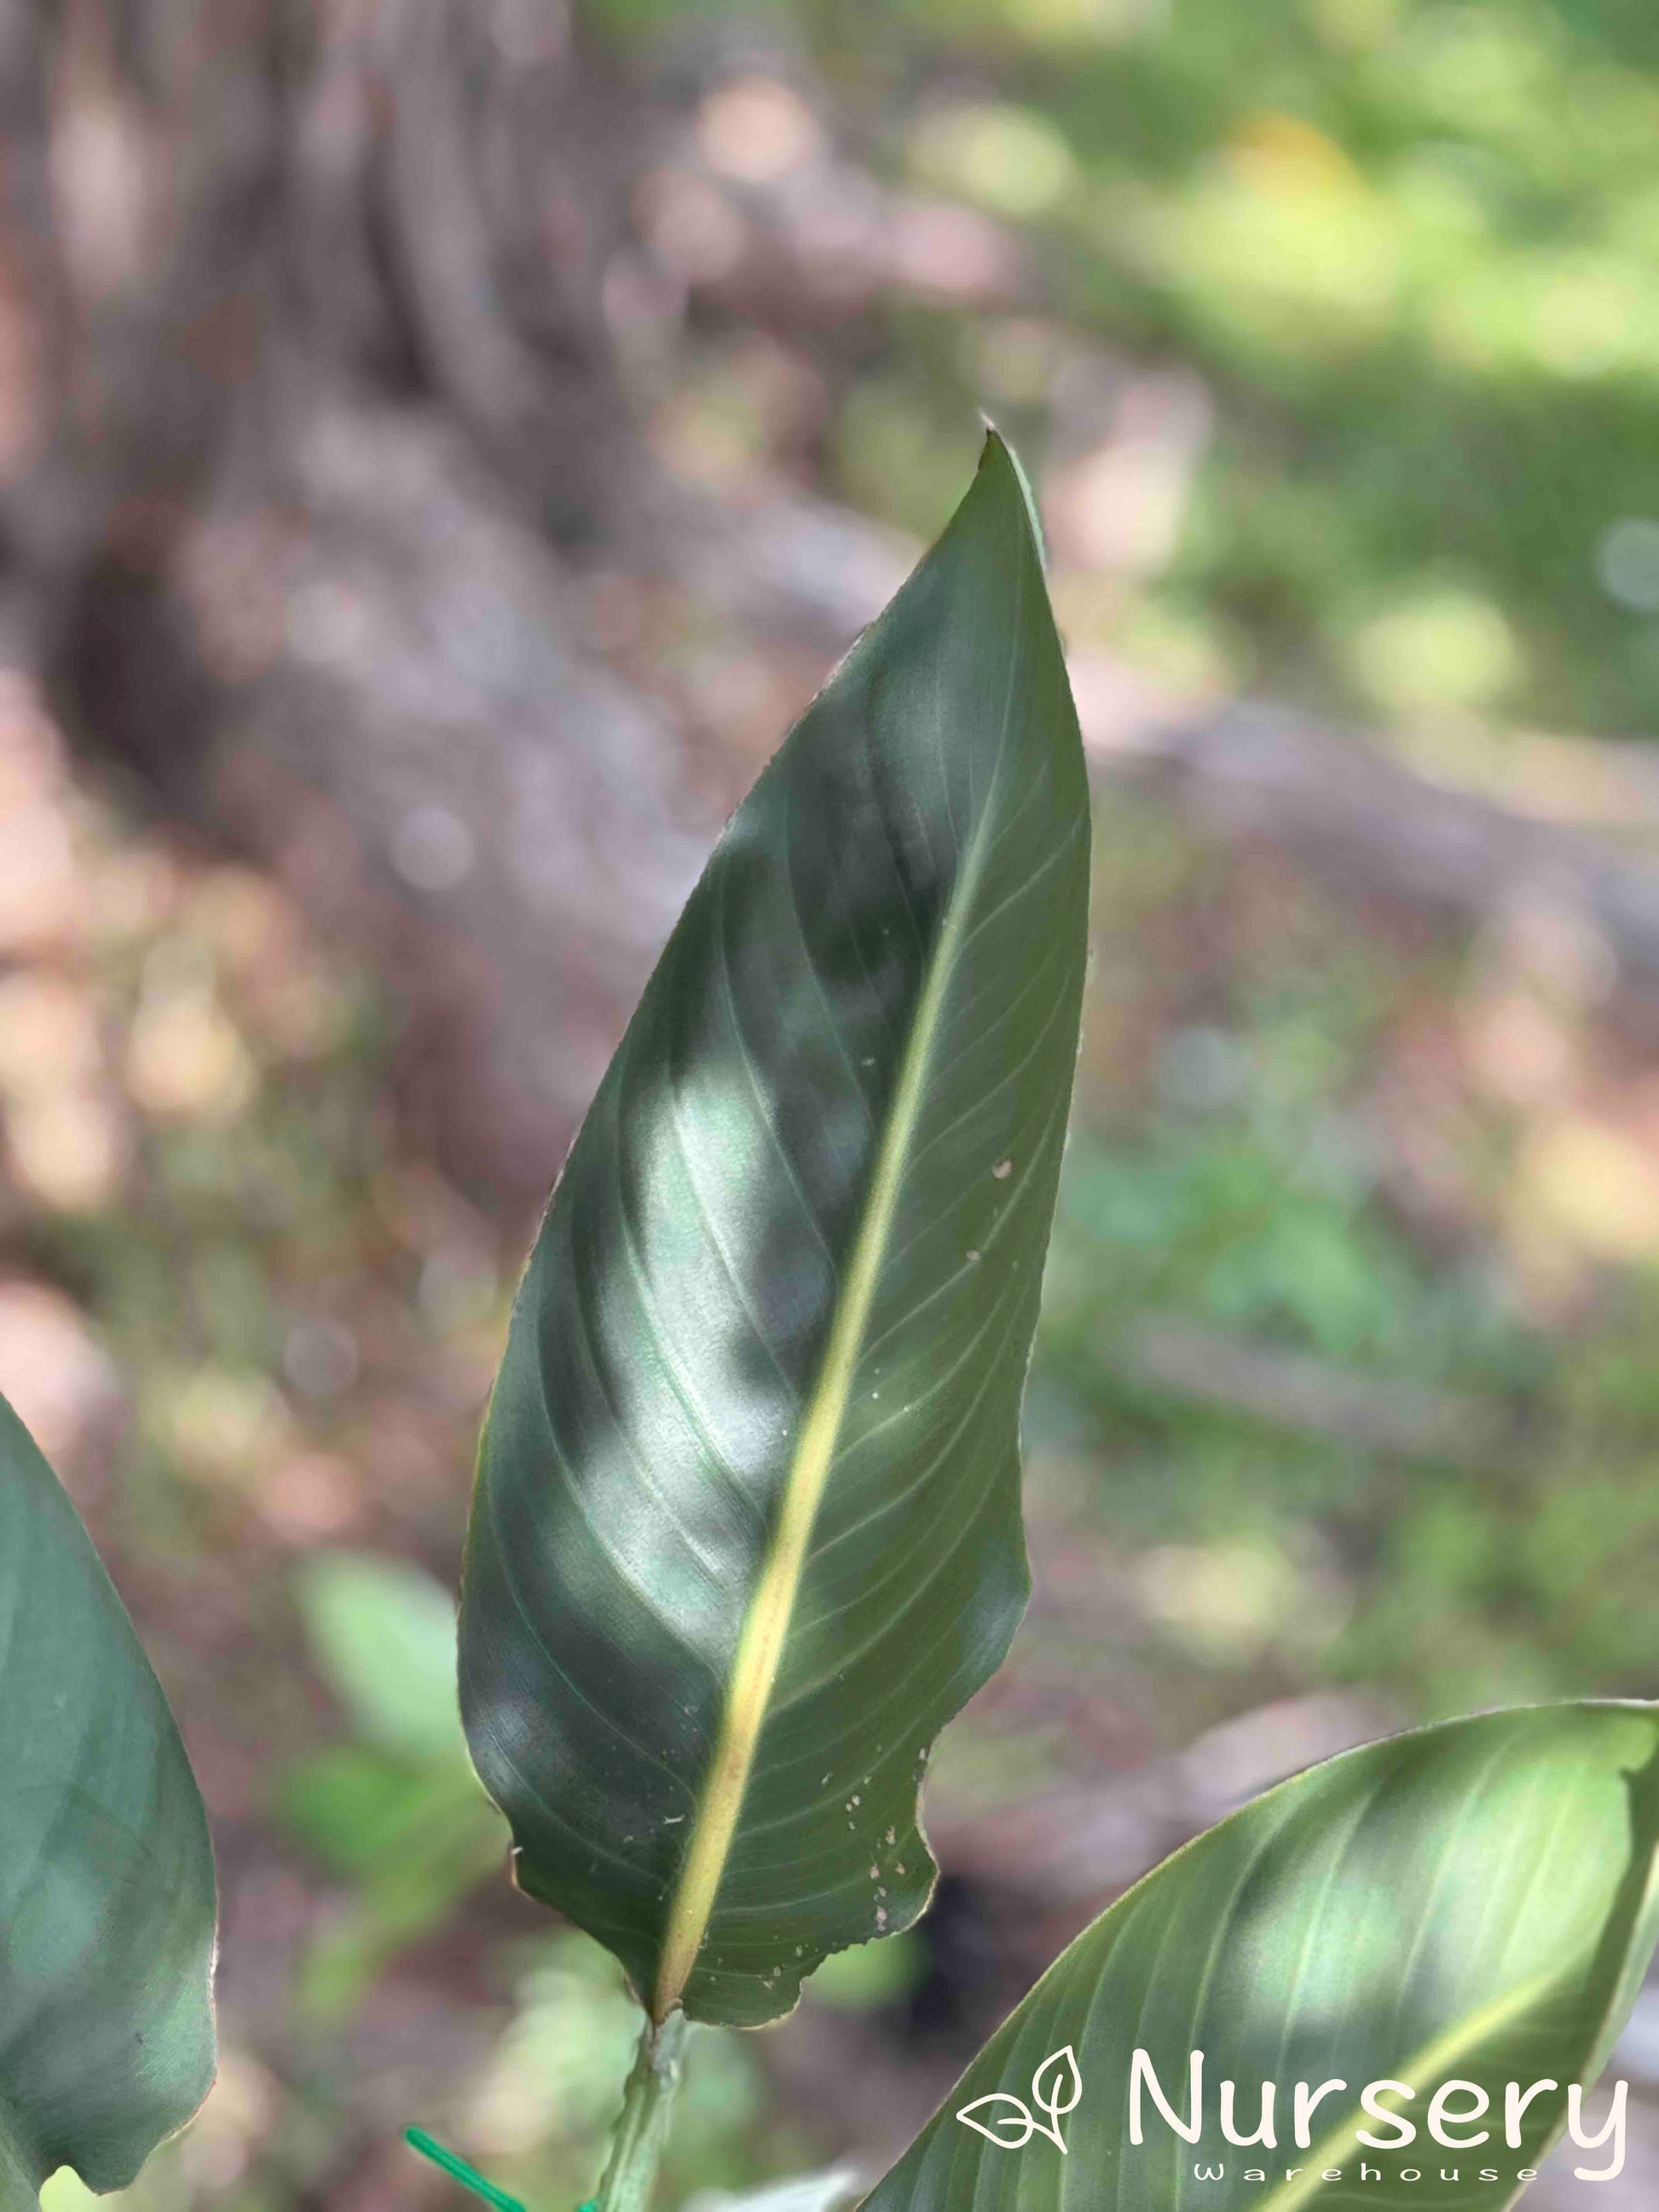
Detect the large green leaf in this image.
<box><xmin>0</xmin><ymin>1394</ymin><xmax>217</xmax><ymax>2209</ymax></box>
<box><xmin>460</xmin><ymin>430</ymin><xmax>1090</xmax><ymax>2028</ymax></box>
<box><xmin>864</xmin><ymin>1703</ymin><xmax>1659</xmax><ymax>2211</ymax></box>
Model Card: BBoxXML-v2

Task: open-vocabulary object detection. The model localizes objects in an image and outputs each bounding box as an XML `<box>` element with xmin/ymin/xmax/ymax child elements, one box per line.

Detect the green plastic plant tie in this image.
<box><xmin>404</xmin><ymin>2126</ymin><xmax>529</xmax><ymax>2212</ymax></box>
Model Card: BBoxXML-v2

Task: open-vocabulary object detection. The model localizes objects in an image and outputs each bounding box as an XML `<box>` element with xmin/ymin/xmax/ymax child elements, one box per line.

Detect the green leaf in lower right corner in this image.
<box><xmin>864</xmin><ymin>1702</ymin><xmax>1659</xmax><ymax>2210</ymax></box>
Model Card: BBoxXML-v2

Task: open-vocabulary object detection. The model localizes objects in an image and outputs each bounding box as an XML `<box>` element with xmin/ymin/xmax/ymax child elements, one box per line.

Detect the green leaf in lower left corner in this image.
<box><xmin>0</xmin><ymin>1392</ymin><xmax>217</xmax><ymax>2210</ymax></box>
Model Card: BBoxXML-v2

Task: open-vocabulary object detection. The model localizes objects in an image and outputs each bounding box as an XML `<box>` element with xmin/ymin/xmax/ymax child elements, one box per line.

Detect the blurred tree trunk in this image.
<box><xmin>0</xmin><ymin>0</ymin><xmax>705</xmax><ymax>1193</ymax></box>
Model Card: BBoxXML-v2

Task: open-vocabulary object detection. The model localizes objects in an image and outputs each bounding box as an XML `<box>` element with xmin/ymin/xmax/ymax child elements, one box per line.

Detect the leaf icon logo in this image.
<box><xmin>957</xmin><ymin>2047</ymin><xmax>1081</xmax><ymax>2153</ymax></box>
<box><xmin>1032</xmin><ymin>2046</ymin><xmax>1082</xmax><ymax>2143</ymax></box>
<box><xmin>956</xmin><ymin>2093</ymin><xmax>1038</xmax><ymax>2151</ymax></box>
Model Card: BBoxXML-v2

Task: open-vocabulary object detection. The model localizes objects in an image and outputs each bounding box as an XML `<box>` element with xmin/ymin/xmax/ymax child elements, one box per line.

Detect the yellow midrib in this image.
<box><xmin>1251</xmin><ymin>1964</ymin><xmax>1565</xmax><ymax>2212</ymax></box>
<box><xmin>650</xmin><ymin>754</ymin><xmax>1013</xmax><ymax>2022</ymax></box>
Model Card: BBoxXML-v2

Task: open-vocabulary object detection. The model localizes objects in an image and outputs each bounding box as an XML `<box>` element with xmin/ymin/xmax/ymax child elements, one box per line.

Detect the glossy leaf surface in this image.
<box><xmin>0</xmin><ymin>1395</ymin><xmax>217</xmax><ymax>2210</ymax></box>
<box><xmin>460</xmin><ymin>432</ymin><xmax>1090</xmax><ymax>2025</ymax></box>
<box><xmin>864</xmin><ymin>1703</ymin><xmax>1659</xmax><ymax>2210</ymax></box>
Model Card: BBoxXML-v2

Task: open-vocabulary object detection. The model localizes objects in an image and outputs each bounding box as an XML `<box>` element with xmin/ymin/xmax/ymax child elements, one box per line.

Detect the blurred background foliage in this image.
<box><xmin>610</xmin><ymin>0</ymin><xmax>1659</xmax><ymax>737</ymax></box>
<box><xmin>10</xmin><ymin>0</ymin><xmax>1659</xmax><ymax>2204</ymax></box>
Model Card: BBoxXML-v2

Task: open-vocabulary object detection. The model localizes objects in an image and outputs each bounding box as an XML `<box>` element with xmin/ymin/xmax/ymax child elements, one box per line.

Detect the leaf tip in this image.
<box><xmin>974</xmin><ymin>419</ymin><xmax>1049</xmax><ymax>569</ymax></box>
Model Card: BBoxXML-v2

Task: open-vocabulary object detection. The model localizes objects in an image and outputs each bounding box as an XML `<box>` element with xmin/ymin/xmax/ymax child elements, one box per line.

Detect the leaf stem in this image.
<box><xmin>594</xmin><ymin>2009</ymin><xmax>691</xmax><ymax>2212</ymax></box>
